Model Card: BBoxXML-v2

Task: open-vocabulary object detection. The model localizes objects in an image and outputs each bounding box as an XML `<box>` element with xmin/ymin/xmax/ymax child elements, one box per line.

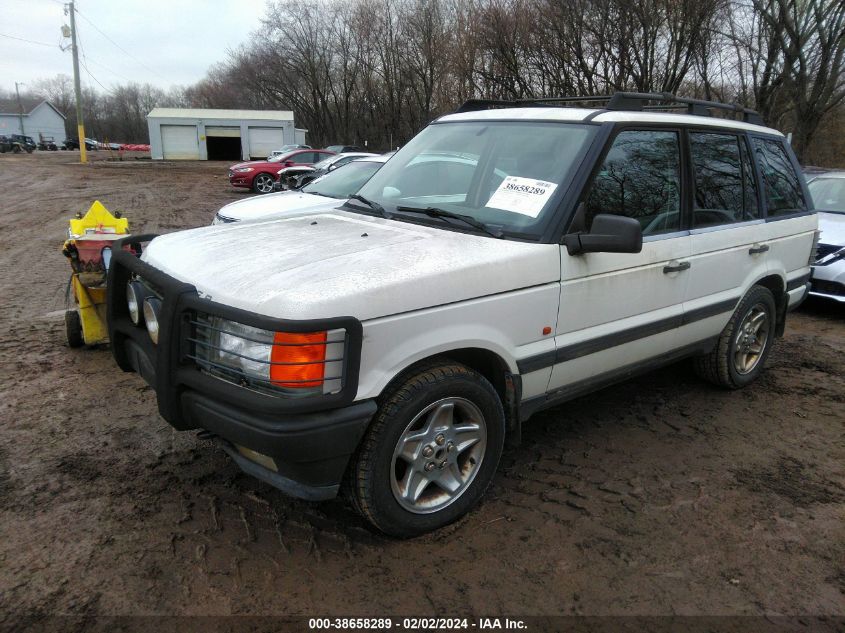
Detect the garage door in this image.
<box><xmin>248</xmin><ymin>127</ymin><xmax>285</xmax><ymax>159</ymax></box>
<box><xmin>161</xmin><ymin>125</ymin><xmax>199</xmax><ymax>159</ymax></box>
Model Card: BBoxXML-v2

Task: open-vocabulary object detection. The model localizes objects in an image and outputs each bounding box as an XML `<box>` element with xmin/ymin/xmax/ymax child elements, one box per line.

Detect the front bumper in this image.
<box><xmin>107</xmin><ymin>235</ymin><xmax>372</xmax><ymax>498</ymax></box>
<box><xmin>809</xmin><ymin>244</ymin><xmax>845</xmax><ymax>303</ymax></box>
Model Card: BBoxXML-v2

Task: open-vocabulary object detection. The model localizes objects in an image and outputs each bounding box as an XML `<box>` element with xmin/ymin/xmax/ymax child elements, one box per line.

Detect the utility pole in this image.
<box><xmin>14</xmin><ymin>82</ymin><xmax>25</xmax><ymax>135</ymax></box>
<box><xmin>66</xmin><ymin>1</ymin><xmax>87</xmax><ymax>163</ymax></box>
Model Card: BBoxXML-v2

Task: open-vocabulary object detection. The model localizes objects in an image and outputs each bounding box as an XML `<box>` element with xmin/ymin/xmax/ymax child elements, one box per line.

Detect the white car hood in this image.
<box><xmin>143</xmin><ymin>211</ymin><xmax>560</xmax><ymax>321</ymax></box>
<box><xmin>818</xmin><ymin>211</ymin><xmax>845</xmax><ymax>246</ymax></box>
<box><xmin>217</xmin><ymin>191</ymin><xmax>342</xmax><ymax>223</ymax></box>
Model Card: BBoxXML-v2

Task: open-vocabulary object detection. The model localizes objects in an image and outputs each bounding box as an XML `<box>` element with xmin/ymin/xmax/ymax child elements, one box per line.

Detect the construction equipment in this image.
<box><xmin>62</xmin><ymin>201</ymin><xmax>133</xmax><ymax>347</ymax></box>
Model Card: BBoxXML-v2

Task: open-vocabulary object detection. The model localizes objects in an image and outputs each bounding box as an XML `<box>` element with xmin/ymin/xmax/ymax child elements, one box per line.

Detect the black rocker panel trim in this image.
<box><xmin>786</xmin><ymin>272</ymin><xmax>811</xmax><ymax>292</ymax></box>
<box><xmin>519</xmin><ymin>337</ymin><xmax>719</xmax><ymax>421</ymax></box>
<box><xmin>516</xmin><ymin>297</ymin><xmax>738</xmax><ymax>374</ymax></box>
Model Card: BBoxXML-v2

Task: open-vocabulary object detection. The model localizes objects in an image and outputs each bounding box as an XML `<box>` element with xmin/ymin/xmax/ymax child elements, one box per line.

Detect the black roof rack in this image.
<box><xmin>454</xmin><ymin>91</ymin><xmax>764</xmax><ymax>126</ymax></box>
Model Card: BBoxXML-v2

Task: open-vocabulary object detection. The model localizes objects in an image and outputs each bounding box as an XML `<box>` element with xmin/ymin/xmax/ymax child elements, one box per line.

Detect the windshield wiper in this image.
<box><xmin>348</xmin><ymin>194</ymin><xmax>391</xmax><ymax>218</ymax></box>
<box><xmin>395</xmin><ymin>205</ymin><xmax>504</xmax><ymax>239</ymax></box>
<box><xmin>309</xmin><ymin>190</ymin><xmax>347</xmax><ymax>199</ymax></box>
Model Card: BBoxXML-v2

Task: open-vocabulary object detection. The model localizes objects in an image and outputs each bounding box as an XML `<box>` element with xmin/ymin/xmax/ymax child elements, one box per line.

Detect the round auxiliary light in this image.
<box><xmin>126</xmin><ymin>282</ymin><xmax>144</xmax><ymax>326</ymax></box>
<box><xmin>143</xmin><ymin>297</ymin><xmax>162</xmax><ymax>345</ymax></box>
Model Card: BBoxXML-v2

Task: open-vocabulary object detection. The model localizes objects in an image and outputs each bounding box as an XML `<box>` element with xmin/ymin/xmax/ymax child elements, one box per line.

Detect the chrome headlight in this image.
<box><xmin>143</xmin><ymin>297</ymin><xmax>162</xmax><ymax>344</ymax></box>
<box><xmin>191</xmin><ymin>315</ymin><xmax>346</xmax><ymax>397</ymax></box>
<box><xmin>126</xmin><ymin>281</ymin><xmax>145</xmax><ymax>325</ymax></box>
<box><xmin>233</xmin><ymin>167</ymin><xmax>254</xmax><ymax>173</ymax></box>
<box><xmin>216</xmin><ymin>320</ymin><xmax>276</xmax><ymax>377</ymax></box>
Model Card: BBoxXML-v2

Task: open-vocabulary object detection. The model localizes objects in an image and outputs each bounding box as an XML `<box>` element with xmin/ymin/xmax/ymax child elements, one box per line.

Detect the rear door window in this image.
<box><xmin>751</xmin><ymin>138</ymin><xmax>807</xmax><ymax>217</ymax></box>
<box><xmin>689</xmin><ymin>132</ymin><xmax>760</xmax><ymax>227</ymax></box>
<box><xmin>585</xmin><ymin>130</ymin><xmax>682</xmax><ymax>236</ymax></box>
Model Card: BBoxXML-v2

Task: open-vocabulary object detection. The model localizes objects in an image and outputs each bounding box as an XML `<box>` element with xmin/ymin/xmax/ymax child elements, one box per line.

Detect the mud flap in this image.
<box><xmin>775</xmin><ymin>292</ymin><xmax>789</xmax><ymax>338</ymax></box>
<box><xmin>504</xmin><ymin>372</ymin><xmax>522</xmax><ymax>447</ymax></box>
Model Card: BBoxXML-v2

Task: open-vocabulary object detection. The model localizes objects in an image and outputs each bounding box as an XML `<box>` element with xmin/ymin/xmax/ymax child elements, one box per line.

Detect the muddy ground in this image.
<box><xmin>0</xmin><ymin>152</ymin><xmax>843</xmax><ymax>627</ymax></box>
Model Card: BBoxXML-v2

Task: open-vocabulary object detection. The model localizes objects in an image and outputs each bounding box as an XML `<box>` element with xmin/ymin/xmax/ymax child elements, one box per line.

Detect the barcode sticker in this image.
<box><xmin>486</xmin><ymin>176</ymin><xmax>557</xmax><ymax>218</ymax></box>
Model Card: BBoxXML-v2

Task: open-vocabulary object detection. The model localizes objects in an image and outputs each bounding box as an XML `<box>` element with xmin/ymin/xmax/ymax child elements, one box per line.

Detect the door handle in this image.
<box><xmin>663</xmin><ymin>261</ymin><xmax>691</xmax><ymax>274</ymax></box>
<box><xmin>749</xmin><ymin>244</ymin><xmax>770</xmax><ymax>255</ymax></box>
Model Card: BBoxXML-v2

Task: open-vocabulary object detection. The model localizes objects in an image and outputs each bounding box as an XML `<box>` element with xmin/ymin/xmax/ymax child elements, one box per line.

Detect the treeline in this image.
<box><xmin>11</xmin><ymin>0</ymin><xmax>845</xmax><ymax>164</ymax></box>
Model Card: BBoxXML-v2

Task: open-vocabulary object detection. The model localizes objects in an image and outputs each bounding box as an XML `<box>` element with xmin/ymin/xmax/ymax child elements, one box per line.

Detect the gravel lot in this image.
<box><xmin>0</xmin><ymin>152</ymin><xmax>843</xmax><ymax>627</ymax></box>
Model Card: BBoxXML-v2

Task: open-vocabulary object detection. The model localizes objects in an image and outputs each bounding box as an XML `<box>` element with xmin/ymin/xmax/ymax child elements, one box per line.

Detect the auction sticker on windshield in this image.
<box><xmin>486</xmin><ymin>176</ymin><xmax>557</xmax><ymax>218</ymax></box>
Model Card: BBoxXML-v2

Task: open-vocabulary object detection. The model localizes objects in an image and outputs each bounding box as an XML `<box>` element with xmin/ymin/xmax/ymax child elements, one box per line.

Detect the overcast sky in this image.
<box><xmin>0</xmin><ymin>0</ymin><xmax>267</xmax><ymax>94</ymax></box>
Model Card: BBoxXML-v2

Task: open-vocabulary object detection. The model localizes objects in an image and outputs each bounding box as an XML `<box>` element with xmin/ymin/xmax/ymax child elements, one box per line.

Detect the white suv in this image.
<box><xmin>108</xmin><ymin>93</ymin><xmax>817</xmax><ymax>537</ymax></box>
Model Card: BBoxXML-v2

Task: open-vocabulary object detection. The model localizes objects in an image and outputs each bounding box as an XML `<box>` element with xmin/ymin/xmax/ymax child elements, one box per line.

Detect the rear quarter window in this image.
<box><xmin>752</xmin><ymin>138</ymin><xmax>807</xmax><ymax>217</ymax></box>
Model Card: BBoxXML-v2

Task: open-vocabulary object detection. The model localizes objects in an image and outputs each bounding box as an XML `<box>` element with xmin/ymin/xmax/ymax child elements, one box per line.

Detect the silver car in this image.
<box><xmin>808</xmin><ymin>171</ymin><xmax>845</xmax><ymax>303</ymax></box>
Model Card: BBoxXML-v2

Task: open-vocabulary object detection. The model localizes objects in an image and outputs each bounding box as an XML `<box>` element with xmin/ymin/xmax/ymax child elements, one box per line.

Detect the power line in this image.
<box><xmin>0</xmin><ymin>32</ymin><xmax>60</xmax><ymax>48</ymax></box>
<box><xmin>81</xmin><ymin>62</ymin><xmax>113</xmax><ymax>94</ymax></box>
<box><xmin>75</xmin><ymin>21</ymin><xmax>114</xmax><ymax>95</ymax></box>
<box><xmin>73</xmin><ymin>8</ymin><xmax>169</xmax><ymax>83</ymax></box>
<box><xmin>82</xmin><ymin>55</ymin><xmax>132</xmax><ymax>82</ymax></box>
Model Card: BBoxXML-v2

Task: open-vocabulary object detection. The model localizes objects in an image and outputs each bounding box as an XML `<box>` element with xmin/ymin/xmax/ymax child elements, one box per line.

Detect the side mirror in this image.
<box><xmin>284</xmin><ymin>160</ymin><xmax>293</xmax><ymax>167</ymax></box>
<box><xmin>562</xmin><ymin>214</ymin><xmax>643</xmax><ymax>255</ymax></box>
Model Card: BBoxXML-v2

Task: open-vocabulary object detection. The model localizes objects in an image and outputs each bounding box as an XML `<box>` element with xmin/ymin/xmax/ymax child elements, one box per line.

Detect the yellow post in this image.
<box><xmin>78</xmin><ymin>124</ymin><xmax>87</xmax><ymax>163</ymax></box>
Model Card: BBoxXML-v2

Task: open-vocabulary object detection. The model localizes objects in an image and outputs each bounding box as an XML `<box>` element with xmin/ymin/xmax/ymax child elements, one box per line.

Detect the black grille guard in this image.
<box><xmin>106</xmin><ymin>234</ymin><xmax>364</xmax><ymax>427</ymax></box>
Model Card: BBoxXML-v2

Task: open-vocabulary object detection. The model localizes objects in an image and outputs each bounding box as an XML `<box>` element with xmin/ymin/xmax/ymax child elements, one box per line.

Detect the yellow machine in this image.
<box><xmin>62</xmin><ymin>201</ymin><xmax>131</xmax><ymax>347</ymax></box>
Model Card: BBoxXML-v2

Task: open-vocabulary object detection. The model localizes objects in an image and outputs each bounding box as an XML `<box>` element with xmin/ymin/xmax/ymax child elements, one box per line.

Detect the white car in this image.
<box><xmin>276</xmin><ymin>152</ymin><xmax>378</xmax><ymax>189</ymax></box>
<box><xmin>213</xmin><ymin>156</ymin><xmax>389</xmax><ymax>224</ymax></box>
<box><xmin>108</xmin><ymin>93</ymin><xmax>816</xmax><ymax>537</ymax></box>
<box><xmin>807</xmin><ymin>172</ymin><xmax>845</xmax><ymax>302</ymax></box>
<box><xmin>269</xmin><ymin>144</ymin><xmax>311</xmax><ymax>158</ymax></box>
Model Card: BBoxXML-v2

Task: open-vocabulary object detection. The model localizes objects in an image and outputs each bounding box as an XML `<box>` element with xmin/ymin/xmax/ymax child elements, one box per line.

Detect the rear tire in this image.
<box><xmin>350</xmin><ymin>361</ymin><xmax>505</xmax><ymax>538</ymax></box>
<box><xmin>693</xmin><ymin>285</ymin><xmax>777</xmax><ymax>389</ymax></box>
<box><xmin>65</xmin><ymin>310</ymin><xmax>84</xmax><ymax>348</ymax></box>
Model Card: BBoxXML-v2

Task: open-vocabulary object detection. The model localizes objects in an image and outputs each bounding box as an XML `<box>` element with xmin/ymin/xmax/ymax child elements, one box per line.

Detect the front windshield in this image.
<box><xmin>303</xmin><ymin>161</ymin><xmax>382</xmax><ymax>198</ymax></box>
<box><xmin>351</xmin><ymin>121</ymin><xmax>597</xmax><ymax>237</ymax></box>
<box><xmin>808</xmin><ymin>177</ymin><xmax>845</xmax><ymax>214</ymax></box>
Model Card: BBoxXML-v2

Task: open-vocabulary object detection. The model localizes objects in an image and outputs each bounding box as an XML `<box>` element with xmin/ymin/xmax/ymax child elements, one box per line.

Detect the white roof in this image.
<box><xmin>147</xmin><ymin>107</ymin><xmax>294</xmax><ymax>121</ymax></box>
<box><xmin>439</xmin><ymin>106</ymin><xmax>782</xmax><ymax>136</ymax></box>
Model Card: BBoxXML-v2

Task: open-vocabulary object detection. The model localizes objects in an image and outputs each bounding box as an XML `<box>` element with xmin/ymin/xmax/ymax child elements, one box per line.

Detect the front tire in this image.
<box><xmin>350</xmin><ymin>361</ymin><xmax>505</xmax><ymax>538</ymax></box>
<box><xmin>693</xmin><ymin>285</ymin><xmax>777</xmax><ymax>389</ymax></box>
<box><xmin>252</xmin><ymin>173</ymin><xmax>275</xmax><ymax>194</ymax></box>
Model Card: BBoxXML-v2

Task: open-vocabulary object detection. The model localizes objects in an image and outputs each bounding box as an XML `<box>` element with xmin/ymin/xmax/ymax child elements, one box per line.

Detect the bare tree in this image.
<box><xmin>728</xmin><ymin>0</ymin><xmax>845</xmax><ymax>160</ymax></box>
<box><xmin>23</xmin><ymin>0</ymin><xmax>843</xmax><ymax>159</ymax></box>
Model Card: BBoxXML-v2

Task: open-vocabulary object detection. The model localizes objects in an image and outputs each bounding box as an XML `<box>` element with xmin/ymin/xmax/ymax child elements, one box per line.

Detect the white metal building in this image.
<box><xmin>146</xmin><ymin>108</ymin><xmax>307</xmax><ymax>161</ymax></box>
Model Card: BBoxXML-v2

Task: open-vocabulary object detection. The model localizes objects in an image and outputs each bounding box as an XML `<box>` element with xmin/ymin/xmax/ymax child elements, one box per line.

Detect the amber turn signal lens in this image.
<box><xmin>270</xmin><ymin>331</ymin><xmax>327</xmax><ymax>388</ymax></box>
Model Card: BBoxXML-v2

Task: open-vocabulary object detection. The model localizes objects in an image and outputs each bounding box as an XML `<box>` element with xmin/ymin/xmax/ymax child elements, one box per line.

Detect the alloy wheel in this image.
<box><xmin>733</xmin><ymin>303</ymin><xmax>769</xmax><ymax>375</ymax></box>
<box><xmin>390</xmin><ymin>397</ymin><xmax>487</xmax><ymax>514</ymax></box>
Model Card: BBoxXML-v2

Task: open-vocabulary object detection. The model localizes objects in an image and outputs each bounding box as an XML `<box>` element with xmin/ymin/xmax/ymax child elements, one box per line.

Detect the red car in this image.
<box><xmin>228</xmin><ymin>149</ymin><xmax>335</xmax><ymax>194</ymax></box>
